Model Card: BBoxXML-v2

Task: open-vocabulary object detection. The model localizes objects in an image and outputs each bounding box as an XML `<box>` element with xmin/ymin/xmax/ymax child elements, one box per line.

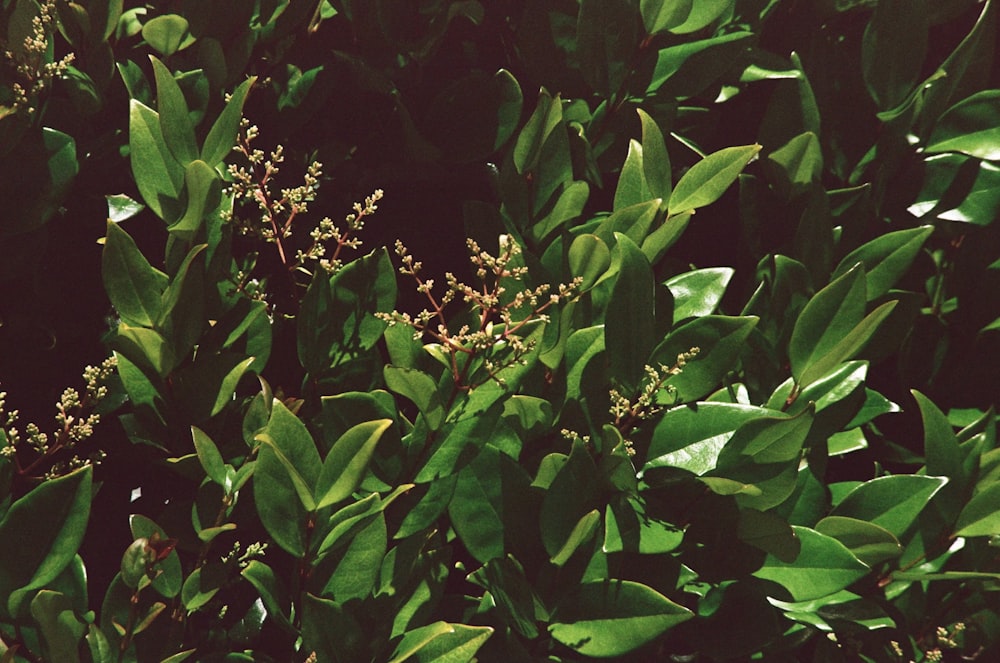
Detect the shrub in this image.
<box><xmin>1</xmin><ymin>1</ymin><xmax>999</xmax><ymax>661</ymax></box>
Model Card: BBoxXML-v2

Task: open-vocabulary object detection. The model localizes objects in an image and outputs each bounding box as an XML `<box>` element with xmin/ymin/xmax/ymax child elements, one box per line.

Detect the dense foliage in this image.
<box><xmin>2</xmin><ymin>1</ymin><xmax>1000</xmax><ymax>661</ymax></box>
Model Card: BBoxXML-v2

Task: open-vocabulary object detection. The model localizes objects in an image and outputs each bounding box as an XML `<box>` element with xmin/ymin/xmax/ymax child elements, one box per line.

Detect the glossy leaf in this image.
<box><xmin>665</xmin><ymin>267</ymin><xmax>734</xmax><ymax>322</ymax></box>
<box><xmin>927</xmin><ymin>90</ymin><xmax>1000</xmax><ymax>160</ymax></box>
<box><xmin>384</xmin><ymin>366</ymin><xmax>445</xmax><ymax>431</ymax></box>
<box><xmin>169</xmin><ymin>159</ymin><xmax>220</xmax><ymax>240</ymax></box>
<box><xmin>645</xmin><ymin>402</ymin><xmax>770</xmax><ymax>474</ymax></box>
<box><xmin>191</xmin><ymin>426</ymin><xmax>227</xmax><ymax>487</ymax></box>
<box><xmin>549</xmin><ymin>580</ymin><xmax>693</xmax><ymax>657</ymax></box>
<box><xmin>640</xmin><ymin>0</ymin><xmax>693</xmax><ymax>35</ymax></box>
<box><xmin>614</xmin><ymin>139</ymin><xmax>653</xmax><ymax>210</ymax></box>
<box><xmin>0</xmin><ymin>467</ymin><xmax>92</xmax><ymax>618</ymax></box>
<box><xmin>31</xmin><ymin>590</ymin><xmax>85</xmax><ymax>663</ymax></box>
<box><xmin>754</xmin><ymin>526</ymin><xmax>869</xmax><ymax>601</ymax></box>
<box><xmin>832</xmin><ymin>226</ymin><xmax>934</xmax><ymax>299</ymax></box>
<box><xmin>668</xmin><ymin>144</ymin><xmax>761</xmax><ymax>215</ymax></box>
<box><xmin>815</xmin><ymin>516</ymin><xmax>903</xmax><ymax>566</ymax></box>
<box><xmin>830</xmin><ymin>475</ymin><xmax>948</xmax><ymax>538</ymax></box>
<box><xmin>668</xmin><ymin>0</ymin><xmax>732</xmax><ymax>34</ymax></box>
<box><xmin>639</xmin><ymin>108</ymin><xmax>671</xmax><ymax>201</ymax></box>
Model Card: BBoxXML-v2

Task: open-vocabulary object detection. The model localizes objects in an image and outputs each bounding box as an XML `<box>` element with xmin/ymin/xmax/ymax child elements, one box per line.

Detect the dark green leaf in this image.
<box><xmin>30</xmin><ymin>590</ymin><xmax>85</xmax><ymax>663</ymax></box>
<box><xmin>568</xmin><ymin>233</ymin><xmax>611</xmax><ymax>290</ymax></box>
<box><xmin>606</xmin><ymin>234</ymin><xmax>656</xmax><ymax>391</ymax></box>
<box><xmin>0</xmin><ymin>467</ymin><xmax>92</xmax><ymax>618</ymax></box>
<box><xmin>640</xmin><ymin>0</ymin><xmax>693</xmax><ymax>35</ymax></box>
<box><xmin>141</xmin><ymin>14</ymin><xmax>194</xmax><ymax>57</ymax></box>
<box><xmin>861</xmin><ymin>0</ymin><xmax>928</xmax><ymax>110</ymax></box>
<box><xmin>191</xmin><ymin>427</ymin><xmax>227</xmax><ymax>487</ymax></box>
<box><xmin>955</xmin><ymin>482</ymin><xmax>1000</xmax><ymax>537</ymax></box>
<box><xmin>645</xmin><ymin>402</ymin><xmax>770</xmax><ymax>474</ymax></box>
<box><xmin>384</xmin><ymin>366</ymin><xmax>445</xmax><ymax>431</ymax></box>
<box><xmin>169</xmin><ymin>160</ymin><xmax>220</xmax><ymax>240</ymax></box>
<box><xmin>815</xmin><ymin>516</ymin><xmax>903</xmax><ymax>566</ymax></box>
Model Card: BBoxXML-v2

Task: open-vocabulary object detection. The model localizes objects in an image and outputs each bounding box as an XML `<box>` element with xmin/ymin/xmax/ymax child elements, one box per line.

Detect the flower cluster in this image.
<box><xmin>379</xmin><ymin>235</ymin><xmax>581</xmax><ymax>390</ymax></box>
<box><xmin>608</xmin><ymin>348</ymin><xmax>700</xmax><ymax>455</ymax></box>
<box><xmin>225</xmin><ymin>118</ymin><xmax>380</xmax><ymax>281</ymax></box>
<box><xmin>0</xmin><ymin>355</ymin><xmax>116</xmax><ymax>480</ymax></box>
<box><xmin>1</xmin><ymin>0</ymin><xmax>74</xmax><ymax>118</ymax></box>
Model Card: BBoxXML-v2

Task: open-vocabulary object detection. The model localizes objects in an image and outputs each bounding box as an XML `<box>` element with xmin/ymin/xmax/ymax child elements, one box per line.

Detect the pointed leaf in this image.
<box><xmin>927</xmin><ymin>90</ymin><xmax>1000</xmax><ymax>161</ymax></box>
<box><xmin>202</xmin><ymin>77</ymin><xmax>256</xmax><ymax>167</ymax></box>
<box><xmin>668</xmin><ymin>144</ymin><xmax>761</xmax><ymax>215</ymax></box>
<box><xmin>549</xmin><ymin>580</ymin><xmax>693</xmax><ymax>657</ymax></box>
<box><xmin>150</xmin><ymin>56</ymin><xmax>197</xmax><ymax>164</ymax></box>
<box><xmin>606</xmin><ymin>234</ymin><xmax>656</xmax><ymax>391</ymax></box>
<box><xmin>128</xmin><ymin>99</ymin><xmax>183</xmax><ymax>220</ymax></box>
<box><xmin>102</xmin><ymin>221</ymin><xmax>168</xmax><ymax>327</ymax></box>
<box><xmin>665</xmin><ymin>267</ymin><xmax>734</xmax><ymax>322</ymax></box>
<box><xmin>830</xmin><ymin>475</ymin><xmax>948</xmax><ymax>538</ymax></box>
<box><xmin>754</xmin><ymin>526</ymin><xmax>869</xmax><ymax>601</ymax></box>
<box><xmin>315</xmin><ymin>419</ymin><xmax>392</xmax><ymax>509</ymax></box>
<box><xmin>833</xmin><ymin>226</ymin><xmax>934</xmax><ymax>299</ymax></box>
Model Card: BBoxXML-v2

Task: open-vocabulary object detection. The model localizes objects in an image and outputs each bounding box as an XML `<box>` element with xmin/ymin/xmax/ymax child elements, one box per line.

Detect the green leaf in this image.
<box><xmin>202</xmin><ymin>76</ymin><xmax>256</xmax><ymax>167</ymax></box>
<box><xmin>830</xmin><ymin>475</ymin><xmax>948</xmax><ymax>538</ymax></box>
<box><xmin>30</xmin><ymin>591</ymin><xmax>85</xmax><ymax>663</ymax></box>
<box><xmin>754</xmin><ymin>526</ymin><xmax>869</xmax><ymax>601</ymax></box>
<box><xmin>541</xmin><ymin>440</ymin><xmax>600</xmax><ymax>558</ymax></box>
<box><xmin>169</xmin><ymin>160</ymin><xmax>220</xmax><ymax>240</ymax></box>
<box><xmin>102</xmin><ymin>221</ymin><xmax>168</xmax><ymax>328</ymax></box>
<box><xmin>832</xmin><ymin>226</ymin><xmax>934</xmax><ymax>299</ymax></box>
<box><xmin>604</xmin><ymin>498</ymin><xmax>684</xmax><ymax>554</ymax></box>
<box><xmin>926</xmin><ymin>90</ymin><xmax>1000</xmax><ymax>161</ymax></box>
<box><xmin>181</xmin><ymin>567</ymin><xmax>220</xmax><ymax>612</ymax></box>
<box><xmin>106</xmin><ymin>194</ymin><xmax>144</xmax><ymax>223</ymax></box>
<box><xmin>606</xmin><ymin>234</ymin><xmax>656</xmax><ymax>391</ymax></box>
<box><xmin>150</xmin><ymin>56</ymin><xmax>197</xmax><ymax>165</ymax></box>
<box><xmin>128</xmin><ymin>99</ymin><xmax>183</xmax><ymax>221</ymax></box>
<box><xmin>595</xmin><ymin>200</ymin><xmax>661</xmax><ymax>248</ymax></box>
<box><xmin>913</xmin><ymin>390</ymin><xmax>963</xmax><ymax>481</ymax></box>
<box><xmin>738</xmin><ymin>509</ymin><xmax>800</xmax><ymax>562</ymax></box>
<box><xmin>141</xmin><ymin>14</ymin><xmax>194</xmax><ymax>57</ymax></box>
<box><xmin>649</xmin><ymin>315</ymin><xmax>759</xmax><ymax>403</ymax></box>
<box><xmin>665</xmin><ymin>267</ymin><xmax>734</xmax><ymax>323</ymax></box>
<box><xmin>767</xmin><ymin>131</ymin><xmax>822</xmax><ymax>194</ymax></box>
<box><xmin>315</xmin><ymin>419</ymin><xmax>392</xmax><ymax>509</ymax></box>
<box><xmin>955</xmin><ymin>482</ymin><xmax>1000</xmax><ymax>537</ymax></box>
<box><xmin>414</xmin><ymin>402</ymin><xmax>503</xmax><ymax>483</ymax></box>
<box><xmin>114</xmin><ymin>324</ymin><xmax>175</xmax><ymax>378</ymax></box>
<box><xmin>639</xmin><ymin>108</ymin><xmax>672</xmax><ymax>201</ymax></box>
<box><xmin>815</xmin><ymin>516</ymin><xmax>903</xmax><ymax>566</ymax></box>
<box><xmin>301</xmin><ymin>593</ymin><xmax>364</xmax><ymax>663</ymax></box>
<box><xmin>315</xmin><ymin>511</ymin><xmax>386</xmax><ymax>602</ymax></box>
<box><xmin>861</xmin><ymin>0</ymin><xmax>928</xmax><ymax>110</ymax></box>
<box><xmin>716</xmin><ymin>405</ymin><xmax>814</xmax><ymax>466</ymax></box>
<box><xmin>576</xmin><ymin>0</ymin><xmax>637</xmax><ymax>96</ymax></box>
<box><xmin>789</xmin><ymin>265</ymin><xmax>896</xmax><ymax>386</ymax></box>
<box><xmin>648</xmin><ymin>32</ymin><xmax>754</xmax><ymax>99</ymax></box>
<box><xmin>128</xmin><ymin>515</ymin><xmax>182</xmax><ymax>599</ymax></box>
<box><xmin>614</xmin><ymin>139</ymin><xmax>653</xmax><ymax>210</ymax></box>
<box><xmin>172</xmin><ymin>353</ymin><xmax>255</xmax><ymax>420</ymax></box>
<box><xmin>550</xmin><ymin>509</ymin><xmax>601</xmax><ymax>567</ymax></box>
<box><xmin>191</xmin><ymin>427</ymin><xmax>227</xmax><ymax>487</ymax></box>
<box><xmin>668</xmin><ymin>0</ymin><xmax>733</xmax><ymax>34</ymax></box>
<box><xmin>389</xmin><ymin>622</ymin><xmax>493</xmax><ymax>663</ymax></box>
<box><xmin>645</xmin><ymin>402</ymin><xmax>770</xmax><ymax>474</ymax></box>
<box><xmin>513</xmin><ymin>90</ymin><xmax>562</xmax><ymax>174</ymax></box>
<box><xmin>640</xmin><ymin>0</ymin><xmax>693</xmax><ymax>35</ymax></box>
<box><xmin>568</xmin><ymin>233</ymin><xmax>611</xmax><ymax>290</ymax></box>
<box><xmin>909</xmin><ymin>154</ymin><xmax>1000</xmax><ymax>225</ymax></box>
<box><xmin>0</xmin><ymin>467</ymin><xmax>92</xmax><ymax>618</ymax></box>
<box><xmin>384</xmin><ymin>366</ymin><xmax>445</xmax><ymax>431</ymax></box>
<box><xmin>668</xmin><ymin>144</ymin><xmax>761</xmax><ymax>215</ymax></box>
<box><xmin>549</xmin><ymin>580</ymin><xmax>693</xmax><ymax>657</ymax></box>
<box><xmin>449</xmin><ymin>446</ymin><xmax>534</xmax><ymax>564</ymax></box>
<box><xmin>530</xmin><ymin>180</ymin><xmax>590</xmax><ymax>242</ymax></box>
<box><xmin>240</xmin><ymin>561</ymin><xmax>293</xmax><ymax>631</ymax></box>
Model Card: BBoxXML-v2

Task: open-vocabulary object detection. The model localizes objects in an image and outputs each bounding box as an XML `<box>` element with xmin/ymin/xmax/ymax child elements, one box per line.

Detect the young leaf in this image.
<box><xmin>549</xmin><ymin>580</ymin><xmax>693</xmax><ymax>657</ymax></box>
<box><xmin>639</xmin><ymin>108</ymin><xmax>672</xmax><ymax>201</ymax></box>
<box><xmin>668</xmin><ymin>144</ymin><xmax>761</xmax><ymax>215</ymax></box>
<box><xmin>614</xmin><ymin>140</ymin><xmax>653</xmax><ymax>210</ymax></box>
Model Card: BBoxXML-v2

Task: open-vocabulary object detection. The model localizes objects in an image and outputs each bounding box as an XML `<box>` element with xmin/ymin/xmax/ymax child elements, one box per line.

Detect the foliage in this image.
<box><xmin>1</xmin><ymin>0</ymin><xmax>999</xmax><ymax>661</ymax></box>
